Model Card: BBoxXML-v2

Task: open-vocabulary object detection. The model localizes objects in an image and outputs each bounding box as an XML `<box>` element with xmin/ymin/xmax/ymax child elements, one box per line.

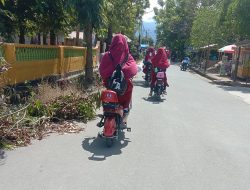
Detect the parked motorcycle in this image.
<box><xmin>97</xmin><ymin>89</ymin><xmax>131</xmax><ymax>147</ymax></box>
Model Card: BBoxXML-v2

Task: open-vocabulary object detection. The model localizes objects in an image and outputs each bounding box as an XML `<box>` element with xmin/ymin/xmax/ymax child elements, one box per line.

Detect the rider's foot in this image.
<box><xmin>149</xmin><ymin>91</ymin><xmax>152</xmax><ymax>96</ymax></box>
<box><xmin>163</xmin><ymin>90</ymin><xmax>167</xmax><ymax>95</ymax></box>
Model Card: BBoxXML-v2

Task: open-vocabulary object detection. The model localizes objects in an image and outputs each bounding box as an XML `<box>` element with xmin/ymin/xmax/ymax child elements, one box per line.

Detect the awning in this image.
<box><xmin>200</xmin><ymin>44</ymin><xmax>218</xmax><ymax>49</ymax></box>
<box><xmin>218</xmin><ymin>44</ymin><xmax>236</xmax><ymax>53</ymax></box>
<box><xmin>141</xmin><ymin>44</ymin><xmax>149</xmax><ymax>48</ymax></box>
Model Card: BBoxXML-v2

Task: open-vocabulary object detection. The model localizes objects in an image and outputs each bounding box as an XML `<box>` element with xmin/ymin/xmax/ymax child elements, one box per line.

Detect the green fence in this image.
<box><xmin>64</xmin><ymin>48</ymin><xmax>85</xmax><ymax>58</ymax></box>
<box><xmin>16</xmin><ymin>47</ymin><xmax>58</xmax><ymax>61</ymax></box>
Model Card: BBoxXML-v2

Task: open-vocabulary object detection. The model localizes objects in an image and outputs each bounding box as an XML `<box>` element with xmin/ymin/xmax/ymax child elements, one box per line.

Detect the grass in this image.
<box><xmin>0</xmin><ymin>73</ymin><xmax>103</xmax><ymax>149</ymax></box>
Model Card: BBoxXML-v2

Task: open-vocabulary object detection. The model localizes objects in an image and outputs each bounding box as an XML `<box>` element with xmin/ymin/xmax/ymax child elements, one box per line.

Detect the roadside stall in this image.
<box><xmin>218</xmin><ymin>44</ymin><xmax>236</xmax><ymax>76</ymax></box>
<box><xmin>234</xmin><ymin>41</ymin><xmax>250</xmax><ymax>79</ymax></box>
<box><xmin>197</xmin><ymin>44</ymin><xmax>219</xmax><ymax>69</ymax></box>
<box><xmin>236</xmin><ymin>48</ymin><xmax>250</xmax><ymax>79</ymax></box>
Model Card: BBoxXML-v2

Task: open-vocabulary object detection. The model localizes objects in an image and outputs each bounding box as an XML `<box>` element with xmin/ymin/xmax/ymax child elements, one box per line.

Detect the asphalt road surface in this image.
<box><xmin>1</xmin><ymin>65</ymin><xmax>250</xmax><ymax>190</ymax></box>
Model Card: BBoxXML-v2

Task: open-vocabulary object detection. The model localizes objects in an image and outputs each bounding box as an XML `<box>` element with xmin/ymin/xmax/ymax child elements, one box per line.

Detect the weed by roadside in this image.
<box><xmin>0</xmin><ymin>73</ymin><xmax>103</xmax><ymax>149</ymax></box>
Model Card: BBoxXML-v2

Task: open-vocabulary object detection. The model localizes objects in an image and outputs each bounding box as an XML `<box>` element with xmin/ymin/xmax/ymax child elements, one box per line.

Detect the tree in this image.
<box><xmin>190</xmin><ymin>6</ymin><xmax>221</xmax><ymax>72</ymax></box>
<box><xmin>155</xmin><ymin>0</ymin><xmax>199</xmax><ymax>58</ymax></box>
<box><xmin>141</xmin><ymin>36</ymin><xmax>154</xmax><ymax>46</ymax></box>
<box><xmin>0</xmin><ymin>0</ymin><xmax>76</xmax><ymax>44</ymax></box>
<box><xmin>191</xmin><ymin>7</ymin><xmax>220</xmax><ymax>48</ymax></box>
<box><xmin>154</xmin><ymin>0</ymin><xmax>225</xmax><ymax>58</ymax></box>
<box><xmin>102</xmin><ymin>0</ymin><xmax>149</xmax><ymax>48</ymax></box>
<box><xmin>0</xmin><ymin>1</ymin><xmax>15</xmax><ymax>41</ymax></box>
<box><xmin>73</xmin><ymin>0</ymin><xmax>104</xmax><ymax>83</ymax></box>
<box><xmin>32</xmin><ymin>0</ymin><xmax>76</xmax><ymax>45</ymax></box>
<box><xmin>226</xmin><ymin>0</ymin><xmax>250</xmax><ymax>39</ymax></box>
<box><xmin>5</xmin><ymin>0</ymin><xmax>37</xmax><ymax>44</ymax></box>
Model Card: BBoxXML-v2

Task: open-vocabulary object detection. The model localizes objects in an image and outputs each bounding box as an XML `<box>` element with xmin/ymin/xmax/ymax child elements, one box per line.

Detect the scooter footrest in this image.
<box><xmin>97</xmin><ymin>122</ymin><xmax>104</xmax><ymax>128</ymax></box>
<box><xmin>98</xmin><ymin>132</ymin><xmax>103</xmax><ymax>138</ymax></box>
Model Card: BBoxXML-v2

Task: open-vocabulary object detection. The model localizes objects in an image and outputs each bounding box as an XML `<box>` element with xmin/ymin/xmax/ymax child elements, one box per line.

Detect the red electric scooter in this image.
<box><xmin>97</xmin><ymin>89</ymin><xmax>131</xmax><ymax>147</ymax></box>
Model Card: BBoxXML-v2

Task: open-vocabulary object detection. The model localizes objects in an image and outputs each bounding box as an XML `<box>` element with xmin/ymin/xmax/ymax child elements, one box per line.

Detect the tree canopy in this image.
<box><xmin>155</xmin><ymin>0</ymin><xmax>250</xmax><ymax>57</ymax></box>
<box><xmin>0</xmin><ymin>0</ymin><xmax>149</xmax><ymax>45</ymax></box>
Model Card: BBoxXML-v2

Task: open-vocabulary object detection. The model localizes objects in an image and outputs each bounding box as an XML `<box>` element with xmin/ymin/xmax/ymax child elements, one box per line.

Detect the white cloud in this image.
<box><xmin>142</xmin><ymin>0</ymin><xmax>161</xmax><ymax>22</ymax></box>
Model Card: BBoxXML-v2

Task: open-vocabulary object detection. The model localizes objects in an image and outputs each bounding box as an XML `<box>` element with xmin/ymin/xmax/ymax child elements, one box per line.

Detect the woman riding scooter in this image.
<box><xmin>149</xmin><ymin>47</ymin><xmax>170</xmax><ymax>96</ymax></box>
<box><xmin>143</xmin><ymin>47</ymin><xmax>155</xmax><ymax>74</ymax></box>
<box><xmin>99</xmin><ymin>34</ymin><xmax>137</xmax><ymax>128</ymax></box>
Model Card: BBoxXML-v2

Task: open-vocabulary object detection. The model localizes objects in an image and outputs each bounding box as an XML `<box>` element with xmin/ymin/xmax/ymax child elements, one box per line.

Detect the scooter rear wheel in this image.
<box><xmin>106</xmin><ymin>138</ymin><xmax>114</xmax><ymax>148</ymax></box>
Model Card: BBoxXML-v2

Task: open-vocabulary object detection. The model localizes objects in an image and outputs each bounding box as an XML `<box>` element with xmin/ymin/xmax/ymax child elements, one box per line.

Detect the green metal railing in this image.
<box><xmin>16</xmin><ymin>47</ymin><xmax>58</xmax><ymax>61</ymax></box>
<box><xmin>64</xmin><ymin>48</ymin><xmax>85</xmax><ymax>58</ymax></box>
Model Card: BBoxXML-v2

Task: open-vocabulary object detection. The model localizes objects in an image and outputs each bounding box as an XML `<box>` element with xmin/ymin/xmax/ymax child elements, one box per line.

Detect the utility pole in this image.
<box><xmin>137</xmin><ymin>21</ymin><xmax>142</xmax><ymax>56</ymax></box>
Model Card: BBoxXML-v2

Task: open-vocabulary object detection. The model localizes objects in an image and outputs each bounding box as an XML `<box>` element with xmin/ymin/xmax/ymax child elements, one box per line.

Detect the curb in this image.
<box><xmin>190</xmin><ymin>67</ymin><xmax>250</xmax><ymax>87</ymax></box>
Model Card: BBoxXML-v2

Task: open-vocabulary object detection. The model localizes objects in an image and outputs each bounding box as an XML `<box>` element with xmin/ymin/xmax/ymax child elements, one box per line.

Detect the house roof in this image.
<box><xmin>235</xmin><ymin>40</ymin><xmax>250</xmax><ymax>47</ymax></box>
<box><xmin>67</xmin><ymin>31</ymin><xmax>84</xmax><ymax>39</ymax></box>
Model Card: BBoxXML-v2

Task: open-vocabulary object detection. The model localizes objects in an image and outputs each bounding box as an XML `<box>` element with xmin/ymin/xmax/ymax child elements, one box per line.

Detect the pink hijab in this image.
<box><xmin>152</xmin><ymin>48</ymin><xmax>170</xmax><ymax>69</ymax></box>
<box><xmin>99</xmin><ymin>34</ymin><xmax>137</xmax><ymax>80</ymax></box>
<box><xmin>145</xmin><ymin>47</ymin><xmax>155</xmax><ymax>62</ymax></box>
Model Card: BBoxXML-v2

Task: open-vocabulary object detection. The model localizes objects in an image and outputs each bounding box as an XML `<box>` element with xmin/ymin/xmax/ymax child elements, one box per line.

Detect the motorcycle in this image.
<box><xmin>180</xmin><ymin>61</ymin><xmax>188</xmax><ymax>71</ymax></box>
<box><xmin>143</xmin><ymin>61</ymin><xmax>152</xmax><ymax>86</ymax></box>
<box><xmin>97</xmin><ymin>89</ymin><xmax>131</xmax><ymax>147</ymax></box>
<box><xmin>153</xmin><ymin>70</ymin><xmax>165</xmax><ymax>100</ymax></box>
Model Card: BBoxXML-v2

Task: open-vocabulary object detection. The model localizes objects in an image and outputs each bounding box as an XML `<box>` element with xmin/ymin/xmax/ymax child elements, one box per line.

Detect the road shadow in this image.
<box><xmin>133</xmin><ymin>80</ymin><xmax>150</xmax><ymax>88</ymax></box>
<box><xmin>212</xmin><ymin>83</ymin><xmax>250</xmax><ymax>94</ymax></box>
<box><xmin>82</xmin><ymin>131</ymin><xmax>131</xmax><ymax>161</ymax></box>
<box><xmin>142</xmin><ymin>96</ymin><xmax>166</xmax><ymax>104</ymax></box>
<box><xmin>0</xmin><ymin>149</ymin><xmax>7</xmax><ymax>165</ymax></box>
<box><xmin>189</xmin><ymin>69</ymin><xmax>199</xmax><ymax>74</ymax></box>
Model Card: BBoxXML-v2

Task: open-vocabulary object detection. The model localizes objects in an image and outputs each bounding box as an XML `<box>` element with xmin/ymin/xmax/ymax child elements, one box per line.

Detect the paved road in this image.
<box><xmin>221</xmin><ymin>86</ymin><xmax>250</xmax><ymax>105</ymax></box>
<box><xmin>1</xmin><ymin>65</ymin><xmax>250</xmax><ymax>190</ymax></box>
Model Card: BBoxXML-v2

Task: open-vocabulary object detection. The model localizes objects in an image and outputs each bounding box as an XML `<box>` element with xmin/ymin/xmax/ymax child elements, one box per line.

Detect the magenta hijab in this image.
<box><xmin>151</xmin><ymin>47</ymin><xmax>170</xmax><ymax>69</ymax></box>
<box><xmin>145</xmin><ymin>47</ymin><xmax>155</xmax><ymax>62</ymax></box>
<box><xmin>99</xmin><ymin>34</ymin><xmax>137</xmax><ymax>80</ymax></box>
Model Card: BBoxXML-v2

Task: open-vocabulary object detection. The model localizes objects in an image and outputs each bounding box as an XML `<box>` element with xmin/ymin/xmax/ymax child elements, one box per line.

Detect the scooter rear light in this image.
<box><xmin>156</xmin><ymin>71</ymin><xmax>165</xmax><ymax>79</ymax></box>
<box><xmin>101</xmin><ymin>90</ymin><xmax>119</xmax><ymax>103</ymax></box>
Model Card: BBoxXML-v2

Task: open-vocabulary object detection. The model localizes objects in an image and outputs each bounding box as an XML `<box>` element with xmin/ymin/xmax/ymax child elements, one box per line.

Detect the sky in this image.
<box><xmin>142</xmin><ymin>0</ymin><xmax>161</xmax><ymax>22</ymax></box>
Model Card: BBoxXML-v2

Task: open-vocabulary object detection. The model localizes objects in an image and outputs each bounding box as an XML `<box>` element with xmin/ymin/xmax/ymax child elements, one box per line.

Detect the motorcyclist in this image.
<box><xmin>99</xmin><ymin>34</ymin><xmax>137</xmax><ymax>128</ymax></box>
<box><xmin>149</xmin><ymin>47</ymin><xmax>170</xmax><ymax>96</ymax></box>
<box><xmin>181</xmin><ymin>56</ymin><xmax>190</xmax><ymax>70</ymax></box>
<box><xmin>143</xmin><ymin>47</ymin><xmax>155</xmax><ymax>77</ymax></box>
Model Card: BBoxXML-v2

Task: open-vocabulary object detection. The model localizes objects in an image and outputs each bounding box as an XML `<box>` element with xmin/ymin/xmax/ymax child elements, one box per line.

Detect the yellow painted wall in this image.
<box><xmin>0</xmin><ymin>44</ymin><xmax>99</xmax><ymax>85</ymax></box>
<box><xmin>6</xmin><ymin>60</ymin><xmax>59</xmax><ymax>84</ymax></box>
<box><xmin>238</xmin><ymin>65</ymin><xmax>250</xmax><ymax>78</ymax></box>
<box><xmin>63</xmin><ymin>57</ymin><xmax>85</xmax><ymax>74</ymax></box>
